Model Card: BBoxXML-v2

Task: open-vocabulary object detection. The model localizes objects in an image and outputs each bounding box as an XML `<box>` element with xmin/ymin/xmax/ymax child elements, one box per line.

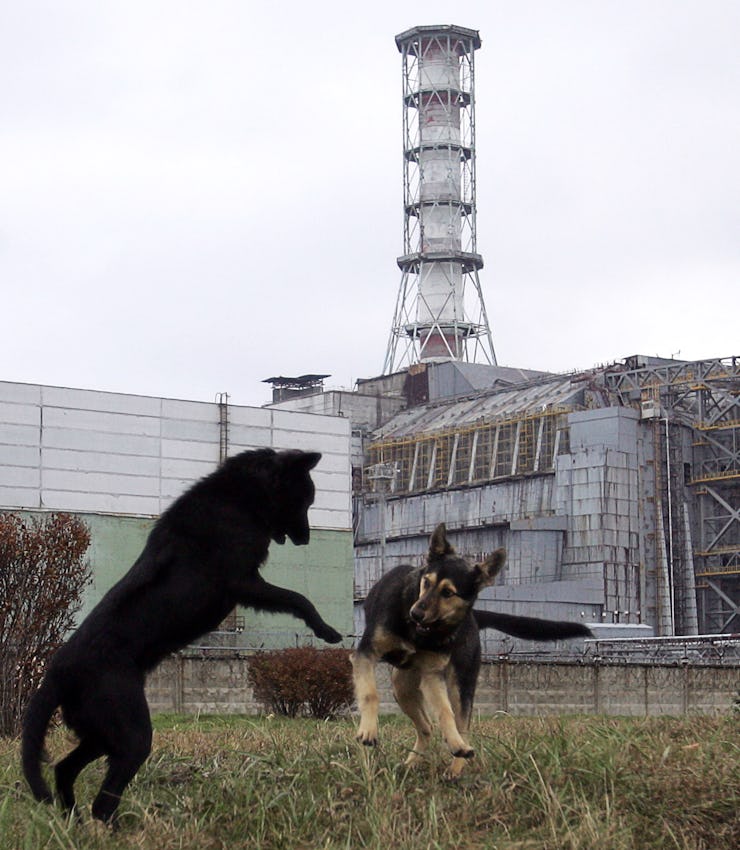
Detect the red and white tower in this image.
<box><xmin>384</xmin><ymin>25</ymin><xmax>496</xmax><ymax>373</ymax></box>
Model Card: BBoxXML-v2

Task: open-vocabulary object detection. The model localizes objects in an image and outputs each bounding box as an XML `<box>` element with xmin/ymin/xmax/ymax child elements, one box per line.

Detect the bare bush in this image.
<box><xmin>246</xmin><ymin>647</ymin><xmax>353</xmax><ymax>719</ymax></box>
<box><xmin>0</xmin><ymin>513</ymin><xmax>91</xmax><ymax>737</ymax></box>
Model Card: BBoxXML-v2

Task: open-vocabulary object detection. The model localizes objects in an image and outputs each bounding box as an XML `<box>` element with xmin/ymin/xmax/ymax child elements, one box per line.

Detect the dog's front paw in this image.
<box><xmin>451</xmin><ymin>746</ymin><xmax>474</xmax><ymax>759</ymax></box>
<box><xmin>317</xmin><ymin>623</ymin><xmax>343</xmax><ymax>644</ymax></box>
<box><xmin>444</xmin><ymin>760</ymin><xmax>466</xmax><ymax>782</ymax></box>
<box><xmin>356</xmin><ymin>724</ymin><xmax>379</xmax><ymax>747</ymax></box>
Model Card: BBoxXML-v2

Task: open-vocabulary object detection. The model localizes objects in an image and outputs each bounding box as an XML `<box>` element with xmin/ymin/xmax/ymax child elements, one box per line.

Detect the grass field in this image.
<box><xmin>1</xmin><ymin>714</ymin><xmax>737</xmax><ymax>849</ymax></box>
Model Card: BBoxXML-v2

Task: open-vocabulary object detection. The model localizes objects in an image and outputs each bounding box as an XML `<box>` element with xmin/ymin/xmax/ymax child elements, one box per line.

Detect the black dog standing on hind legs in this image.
<box><xmin>352</xmin><ymin>523</ymin><xmax>593</xmax><ymax>779</ymax></box>
<box><xmin>22</xmin><ymin>448</ymin><xmax>342</xmax><ymax>825</ymax></box>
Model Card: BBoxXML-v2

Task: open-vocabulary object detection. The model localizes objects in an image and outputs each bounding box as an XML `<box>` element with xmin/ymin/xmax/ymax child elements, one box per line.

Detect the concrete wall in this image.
<box><xmin>268</xmin><ymin>390</ymin><xmax>406</xmax><ymax>434</ymax></box>
<box><xmin>0</xmin><ymin>381</ymin><xmax>350</xmax><ymax>529</ymax></box>
<box><xmin>146</xmin><ymin>654</ymin><xmax>739</xmax><ymax>717</ymax></box>
<box><xmin>13</xmin><ymin>510</ymin><xmax>352</xmax><ymax>641</ymax></box>
<box><xmin>558</xmin><ymin>407</ymin><xmax>644</xmax><ymax>624</ymax></box>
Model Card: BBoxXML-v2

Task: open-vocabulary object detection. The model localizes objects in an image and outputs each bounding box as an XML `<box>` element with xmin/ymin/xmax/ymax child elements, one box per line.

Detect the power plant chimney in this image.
<box><xmin>383</xmin><ymin>25</ymin><xmax>496</xmax><ymax>374</ymax></box>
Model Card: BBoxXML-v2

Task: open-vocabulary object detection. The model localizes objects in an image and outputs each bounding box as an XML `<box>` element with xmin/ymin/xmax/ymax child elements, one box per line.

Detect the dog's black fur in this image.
<box><xmin>352</xmin><ymin>524</ymin><xmax>592</xmax><ymax>778</ymax></box>
<box><xmin>22</xmin><ymin>448</ymin><xmax>341</xmax><ymax>823</ymax></box>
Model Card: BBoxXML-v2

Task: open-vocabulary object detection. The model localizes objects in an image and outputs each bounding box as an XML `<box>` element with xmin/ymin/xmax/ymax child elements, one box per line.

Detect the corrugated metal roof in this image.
<box><xmin>372</xmin><ymin>375</ymin><xmax>585</xmax><ymax>441</ymax></box>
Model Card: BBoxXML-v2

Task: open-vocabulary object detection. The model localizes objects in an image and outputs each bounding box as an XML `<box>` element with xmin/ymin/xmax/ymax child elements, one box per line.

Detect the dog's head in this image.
<box><xmin>221</xmin><ymin>448</ymin><xmax>321</xmax><ymax>546</ymax></box>
<box><xmin>269</xmin><ymin>449</ymin><xmax>322</xmax><ymax>545</ymax></box>
<box><xmin>409</xmin><ymin>523</ymin><xmax>506</xmax><ymax>637</ymax></box>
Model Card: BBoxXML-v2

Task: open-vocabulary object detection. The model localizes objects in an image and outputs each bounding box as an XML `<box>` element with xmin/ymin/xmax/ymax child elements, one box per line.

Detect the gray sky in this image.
<box><xmin>1</xmin><ymin>1</ymin><xmax>738</xmax><ymax>408</ymax></box>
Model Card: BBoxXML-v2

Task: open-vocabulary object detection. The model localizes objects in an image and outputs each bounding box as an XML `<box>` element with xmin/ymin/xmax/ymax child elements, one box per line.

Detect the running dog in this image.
<box><xmin>22</xmin><ymin>448</ymin><xmax>342</xmax><ymax>824</ymax></box>
<box><xmin>352</xmin><ymin>523</ymin><xmax>592</xmax><ymax>778</ymax></box>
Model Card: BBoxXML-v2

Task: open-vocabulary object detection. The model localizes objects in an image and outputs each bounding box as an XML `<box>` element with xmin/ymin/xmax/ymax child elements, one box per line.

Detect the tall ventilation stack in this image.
<box><xmin>383</xmin><ymin>25</ymin><xmax>496</xmax><ymax>374</ymax></box>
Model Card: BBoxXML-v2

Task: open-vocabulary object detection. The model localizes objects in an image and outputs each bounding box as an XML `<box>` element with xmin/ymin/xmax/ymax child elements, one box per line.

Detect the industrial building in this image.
<box><xmin>360</xmin><ymin>357</ymin><xmax>738</xmax><ymax>645</ymax></box>
<box><xmin>267</xmin><ymin>25</ymin><xmax>740</xmax><ymax>654</ymax></box>
<box><xmin>267</xmin><ymin>355</ymin><xmax>739</xmax><ymax>652</ymax></box>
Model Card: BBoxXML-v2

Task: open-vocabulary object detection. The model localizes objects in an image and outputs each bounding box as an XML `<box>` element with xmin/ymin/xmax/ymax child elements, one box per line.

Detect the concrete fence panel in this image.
<box><xmin>145</xmin><ymin>654</ymin><xmax>739</xmax><ymax>717</ymax></box>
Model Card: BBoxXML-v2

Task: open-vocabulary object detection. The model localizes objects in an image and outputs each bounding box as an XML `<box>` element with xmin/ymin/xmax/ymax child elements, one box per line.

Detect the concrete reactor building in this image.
<box><xmin>266</xmin><ymin>25</ymin><xmax>740</xmax><ymax>657</ymax></box>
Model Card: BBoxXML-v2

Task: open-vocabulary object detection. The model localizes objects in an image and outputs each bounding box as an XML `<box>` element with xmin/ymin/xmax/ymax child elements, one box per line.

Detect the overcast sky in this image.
<box><xmin>1</xmin><ymin>1</ymin><xmax>738</xmax><ymax>408</ymax></box>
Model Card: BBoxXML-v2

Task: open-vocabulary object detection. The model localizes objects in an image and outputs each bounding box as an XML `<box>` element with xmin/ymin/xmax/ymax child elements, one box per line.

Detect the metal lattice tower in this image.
<box><xmin>383</xmin><ymin>25</ymin><xmax>496</xmax><ymax>375</ymax></box>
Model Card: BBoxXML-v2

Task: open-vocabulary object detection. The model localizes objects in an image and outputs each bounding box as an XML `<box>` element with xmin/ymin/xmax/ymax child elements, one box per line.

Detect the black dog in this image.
<box><xmin>22</xmin><ymin>448</ymin><xmax>342</xmax><ymax>823</ymax></box>
<box><xmin>352</xmin><ymin>524</ymin><xmax>591</xmax><ymax>778</ymax></box>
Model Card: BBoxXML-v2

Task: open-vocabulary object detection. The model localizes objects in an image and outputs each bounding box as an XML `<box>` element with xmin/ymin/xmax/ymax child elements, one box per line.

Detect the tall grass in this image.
<box><xmin>1</xmin><ymin>714</ymin><xmax>737</xmax><ymax>849</ymax></box>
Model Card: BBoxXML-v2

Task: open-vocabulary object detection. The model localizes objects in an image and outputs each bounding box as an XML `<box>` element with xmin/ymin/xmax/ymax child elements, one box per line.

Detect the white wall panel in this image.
<box><xmin>312</xmin><ymin>489</ymin><xmax>352</xmax><ymax>513</ymax></box>
<box><xmin>228</xmin><ymin>407</ymin><xmax>273</xmax><ymax>429</ymax></box>
<box><xmin>271</xmin><ymin>409</ymin><xmax>348</xmax><ymax>435</ymax></box>
<box><xmin>43</xmin><ymin>407</ymin><xmax>161</xmax><ymax>436</ymax></box>
<box><xmin>311</xmin><ymin>452</ymin><xmax>351</xmax><ymax>475</ymax></box>
<box><xmin>0</xmin><ymin>403</ymin><xmax>40</xmax><ymax>427</ymax></box>
<box><xmin>42</xmin><ymin>469</ymin><xmax>161</xmax><ymax>497</ymax></box>
<box><xmin>161</xmin><ymin>439</ymin><xmax>220</xmax><ymax>462</ymax></box>
<box><xmin>226</xmin><ymin>427</ymin><xmax>273</xmax><ymax>451</ymax></box>
<box><xmin>160</xmin><ymin>478</ymin><xmax>196</xmax><ymax>503</ymax></box>
<box><xmin>0</xmin><ymin>381</ymin><xmax>351</xmax><ymax>529</ymax></box>
<box><xmin>271</xmin><ymin>429</ymin><xmax>347</xmax><ymax>454</ymax></box>
<box><xmin>2</xmin><ymin>465</ymin><xmax>41</xmax><ymax>487</ymax></box>
<box><xmin>42</xmin><ymin>449</ymin><xmax>161</xmax><ymax>477</ymax></box>
<box><xmin>0</xmin><ymin>382</ymin><xmax>41</xmax><ymax>404</ymax></box>
<box><xmin>308</xmin><ymin>506</ymin><xmax>346</xmax><ymax>530</ymax></box>
<box><xmin>0</xmin><ymin>423</ymin><xmax>39</xmax><ymax>446</ymax></box>
<box><xmin>42</xmin><ymin>386</ymin><xmax>161</xmax><ymax>417</ymax></box>
<box><xmin>161</xmin><ymin>399</ymin><xmax>218</xmax><ymax>422</ymax></box>
<box><xmin>161</xmin><ymin>457</ymin><xmax>214</xmax><ymax>482</ymax></box>
<box><xmin>312</xmin><ymin>470</ymin><xmax>351</xmax><ymax>496</ymax></box>
<box><xmin>41</xmin><ymin>429</ymin><xmax>160</xmax><ymax>456</ymax></box>
<box><xmin>42</xmin><ymin>490</ymin><xmax>160</xmax><ymax>515</ymax></box>
<box><xmin>0</xmin><ymin>486</ymin><xmax>38</xmax><ymax>508</ymax></box>
<box><xmin>0</xmin><ymin>445</ymin><xmax>39</xmax><ymax>466</ymax></box>
<box><xmin>161</xmin><ymin>418</ymin><xmax>219</xmax><ymax>443</ymax></box>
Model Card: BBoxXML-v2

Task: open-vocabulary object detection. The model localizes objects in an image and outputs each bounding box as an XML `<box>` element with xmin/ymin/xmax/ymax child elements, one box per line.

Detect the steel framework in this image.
<box><xmin>384</xmin><ymin>25</ymin><xmax>496</xmax><ymax>374</ymax></box>
<box><xmin>604</xmin><ymin>357</ymin><xmax>740</xmax><ymax>634</ymax></box>
<box><xmin>366</xmin><ymin>408</ymin><xmax>571</xmax><ymax>494</ymax></box>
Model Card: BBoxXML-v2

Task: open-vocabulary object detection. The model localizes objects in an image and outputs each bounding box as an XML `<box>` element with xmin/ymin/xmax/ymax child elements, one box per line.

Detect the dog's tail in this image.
<box><xmin>21</xmin><ymin>674</ymin><xmax>60</xmax><ymax>803</ymax></box>
<box><xmin>474</xmin><ymin>610</ymin><xmax>593</xmax><ymax>641</ymax></box>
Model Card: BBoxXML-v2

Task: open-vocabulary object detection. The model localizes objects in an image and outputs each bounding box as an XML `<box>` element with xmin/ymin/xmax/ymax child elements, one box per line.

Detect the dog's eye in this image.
<box><xmin>441</xmin><ymin>587</ymin><xmax>455</xmax><ymax>598</ymax></box>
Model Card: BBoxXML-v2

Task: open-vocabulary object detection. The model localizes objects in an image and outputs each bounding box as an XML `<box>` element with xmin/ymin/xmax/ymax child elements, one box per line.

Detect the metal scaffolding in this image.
<box><xmin>604</xmin><ymin>356</ymin><xmax>740</xmax><ymax>634</ymax></box>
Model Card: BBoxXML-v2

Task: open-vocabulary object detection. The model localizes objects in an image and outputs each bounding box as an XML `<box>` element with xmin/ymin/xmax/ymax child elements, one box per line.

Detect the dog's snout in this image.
<box><xmin>410</xmin><ymin>605</ymin><xmax>425</xmax><ymax>623</ymax></box>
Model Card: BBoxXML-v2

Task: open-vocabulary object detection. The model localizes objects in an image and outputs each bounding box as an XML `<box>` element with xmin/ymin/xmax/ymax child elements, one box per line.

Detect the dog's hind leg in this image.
<box><xmin>55</xmin><ymin>738</ymin><xmax>104</xmax><ymax>814</ymax></box>
<box><xmin>391</xmin><ymin>667</ymin><xmax>433</xmax><ymax>767</ymax></box>
<box><xmin>89</xmin><ymin>676</ymin><xmax>152</xmax><ymax>825</ymax></box>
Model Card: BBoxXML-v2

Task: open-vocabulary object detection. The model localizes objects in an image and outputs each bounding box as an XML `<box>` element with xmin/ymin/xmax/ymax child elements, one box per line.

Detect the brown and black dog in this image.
<box><xmin>352</xmin><ymin>523</ymin><xmax>592</xmax><ymax>778</ymax></box>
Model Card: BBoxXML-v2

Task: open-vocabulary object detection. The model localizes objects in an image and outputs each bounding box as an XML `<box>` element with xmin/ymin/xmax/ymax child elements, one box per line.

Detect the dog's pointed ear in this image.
<box><xmin>472</xmin><ymin>548</ymin><xmax>506</xmax><ymax>590</ymax></box>
<box><xmin>297</xmin><ymin>451</ymin><xmax>321</xmax><ymax>471</ymax></box>
<box><xmin>429</xmin><ymin>523</ymin><xmax>454</xmax><ymax>559</ymax></box>
<box><xmin>279</xmin><ymin>450</ymin><xmax>322</xmax><ymax>472</ymax></box>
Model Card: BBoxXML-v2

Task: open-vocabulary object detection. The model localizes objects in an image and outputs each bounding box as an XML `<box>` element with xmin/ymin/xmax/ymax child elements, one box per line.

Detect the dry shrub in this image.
<box><xmin>247</xmin><ymin>646</ymin><xmax>353</xmax><ymax>719</ymax></box>
<box><xmin>0</xmin><ymin>512</ymin><xmax>91</xmax><ymax>736</ymax></box>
